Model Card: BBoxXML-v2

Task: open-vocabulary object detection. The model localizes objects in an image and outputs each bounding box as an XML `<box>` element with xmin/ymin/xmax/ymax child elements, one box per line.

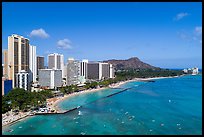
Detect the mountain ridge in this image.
<box><xmin>103</xmin><ymin>57</ymin><xmax>160</xmax><ymax>70</ymax></box>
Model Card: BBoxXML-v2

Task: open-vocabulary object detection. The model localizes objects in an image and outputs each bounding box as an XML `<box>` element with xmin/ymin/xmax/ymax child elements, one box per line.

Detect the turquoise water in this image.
<box><xmin>57</xmin><ymin>88</ymin><xmax>128</xmax><ymax>111</ymax></box>
<box><xmin>2</xmin><ymin>75</ymin><xmax>202</xmax><ymax>135</ymax></box>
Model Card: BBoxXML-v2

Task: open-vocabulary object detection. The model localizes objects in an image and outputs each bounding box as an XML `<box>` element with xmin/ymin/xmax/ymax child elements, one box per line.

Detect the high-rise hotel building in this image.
<box><xmin>29</xmin><ymin>45</ymin><xmax>37</xmax><ymax>82</ymax></box>
<box><xmin>66</xmin><ymin>58</ymin><xmax>81</xmax><ymax>85</ymax></box>
<box><xmin>8</xmin><ymin>34</ymin><xmax>30</xmax><ymax>88</ymax></box>
<box><xmin>80</xmin><ymin>59</ymin><xmax>88</xmax><ymax>79</ymax></box>
<box><xmin>38</xmin><ymin>69</ymin><xmax>62</xmax><ymax>89</ymax></box>
<box><xmin>48</xmin><ymin>53</ymin><xmax>64</xmax><ymax>78</ymax></box>
<box><xmin>87</xmin><ymin>62</ymin><xmax>115</xmax><ymax>80</ymax></box>
<box><xmin>3</xmin><ymin>50</ymin><xmax>8</xmax><ymax>78</ymax></box>
<box><xmin>37</xmin><ymin>56</ymin><xmax>45</xmax><ymax>75</ymax></box>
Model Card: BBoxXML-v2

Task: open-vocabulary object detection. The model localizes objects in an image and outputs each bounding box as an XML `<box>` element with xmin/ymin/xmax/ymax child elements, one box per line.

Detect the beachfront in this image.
<box><xmin>2</xmin><ymin>111</ymin><xmax>31</xmax><ymax>127</ymax></box>
<box><xmin>2</xmin><ymin>75</ymin><xmax>183</xmax><ymax>127</ymax></box>
<box><xmin>45</xmin><ymin>75</ymin><xmax>183</xmax><ymax>113</ymax></box>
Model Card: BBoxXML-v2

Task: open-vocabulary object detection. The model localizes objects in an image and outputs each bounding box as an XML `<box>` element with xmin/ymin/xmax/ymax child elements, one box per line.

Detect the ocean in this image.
<box><xmin>2</xmin><ymin>75</ymin><xmax>202</xmax><ymax>135</ymax></box>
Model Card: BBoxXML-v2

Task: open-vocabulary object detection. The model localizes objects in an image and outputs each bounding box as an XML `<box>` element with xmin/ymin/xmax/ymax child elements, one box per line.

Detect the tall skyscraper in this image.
<box><xmin>3</xmin><ymin>50</ymin><xmax>8</xmax><ymax>78</ymax></box>
<box><xmin>8</xmin><ymin>34</ymin><xmax>30</xmax><ymax>88</ymax></box>
<box><xmin>80</xmin><ymin>59</ymin><xmax>88</xmax><ymax>79</ymax></box>
<box><xmin>37</xmin><ymin>56</ymin><xmax>45</xmax><ymax>75</ymax></box>
<box><xmin>29</xmin><ymin>45</ymin><xmax>37</xmax><ymax>82</ymax></box>
<box><xmin>66</xmin><ymin>58</ymin><xmax>81</xmax><ymax>85</ymax></box>
<box><xmin>48</xmin><ymin>53</ymin><xmax>64</xmax><ymax>78</ymax></box>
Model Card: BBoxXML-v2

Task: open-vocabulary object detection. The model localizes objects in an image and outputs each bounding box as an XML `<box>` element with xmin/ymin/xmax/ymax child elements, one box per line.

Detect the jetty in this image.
<box><xmin>35</xmin><ymin>88</ymin><xmax>131</xmax><ymax>116</ymax></box>
<box><xmin>109</xmin><ymin>88</ymin><xmax>124</xmax><ymax>89</ymax></box>
<box><xmin>138</xmin><ymin>80</ymin><xmax>155</xmax><ymax>82</ymax></box>
<box><xmin>106</xmin><ymin>88</ymin><xmax>131</xmax><ymax>97</ymax></box>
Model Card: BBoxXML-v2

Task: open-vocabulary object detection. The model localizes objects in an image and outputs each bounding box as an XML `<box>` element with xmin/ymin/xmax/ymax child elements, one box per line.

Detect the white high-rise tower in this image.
<box><xmin>80</xmin><ymin>59</ymin><xmax>88</xmax><ymax>79</ymax></box>
<box><xmin>29</xmin><ymin>45</ymin><xmax>37</xmax><ymax>82</ymax></box>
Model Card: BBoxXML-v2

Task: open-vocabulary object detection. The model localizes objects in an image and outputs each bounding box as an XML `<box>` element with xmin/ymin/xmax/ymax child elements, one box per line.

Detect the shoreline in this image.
<box><xmin>51</xmin><ymin>87</ymin><xmax>108</xmax><ymax>113</ymax></box>
<box><xmin>51</xmin><ymin>75</ymin><xmax>184</xmax><ymax>112</ymax></box>
<box><xmin>2</xmin><ymin>74</ymin><xmax>185</xmax><ymax>128</ymax></box>
<box><xmin>2</xmin><ymin>111</ymin><xmax>32</xmax><ymax>128</ymax></box>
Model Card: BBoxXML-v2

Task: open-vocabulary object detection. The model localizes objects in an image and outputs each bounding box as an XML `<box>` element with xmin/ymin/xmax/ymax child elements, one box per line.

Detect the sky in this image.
<box><xmin>2</xmin><ymin>2</ymin><xmax>202</xmax><ymax>69</ymax></box>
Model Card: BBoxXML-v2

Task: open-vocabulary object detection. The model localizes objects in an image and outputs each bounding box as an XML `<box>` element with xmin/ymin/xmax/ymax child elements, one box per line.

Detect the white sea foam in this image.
<box><xmin>78</xmin><ymin>111</ymin><xmax>82</xmax><ymax>115</ymax></box>
<box><xmin>81</xmin><ymin>132</ymin><xmax>86</xmax><ymax>135</ymax></box>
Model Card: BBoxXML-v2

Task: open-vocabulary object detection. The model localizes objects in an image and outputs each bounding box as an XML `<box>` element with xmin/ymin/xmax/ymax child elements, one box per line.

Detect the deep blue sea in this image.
<box><xmin>2</xmin><ymin>75</ymin><xmax>202</xmax><ymax>135</ymax></box>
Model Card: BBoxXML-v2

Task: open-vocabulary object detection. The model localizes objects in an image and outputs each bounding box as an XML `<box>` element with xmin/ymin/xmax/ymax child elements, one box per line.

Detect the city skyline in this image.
<box><xmin>2</xmin><ymin>2</ymin><xmax>202</xmax><ymax>69</ymax></box>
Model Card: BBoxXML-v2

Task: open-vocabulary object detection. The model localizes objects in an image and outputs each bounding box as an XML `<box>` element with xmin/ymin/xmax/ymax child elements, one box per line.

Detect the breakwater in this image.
<box><xmin>35</xmin><ymin>88</ymin><xmax>131</xmax><ymax>116</ymax></box>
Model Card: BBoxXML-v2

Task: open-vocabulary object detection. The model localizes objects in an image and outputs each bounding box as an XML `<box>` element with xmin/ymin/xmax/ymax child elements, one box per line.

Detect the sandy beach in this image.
<box><xmin>47</xmin><ymin>87</ymin><xmax>108</xmax><ymax>113</ymax></box>
<box><xmin>50</xmin><ymin>75</ymin><xmax>182</xmax><ymax>112</ymax></box>
<box><xmin>2</xmin><ymin>111</ymin><xmax>32</xmax><ymax>128</ymax></box>
<box><xmin>2</xmin><ymin>75</ymin><xmax>183</xmax><ymax>127</ymax></box>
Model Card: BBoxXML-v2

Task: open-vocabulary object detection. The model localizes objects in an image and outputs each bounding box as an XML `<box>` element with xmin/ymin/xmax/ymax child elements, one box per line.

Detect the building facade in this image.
<box><xmin>63</xmin><ymin>64</ymin><xmax>67</xmax><ymax>79</ymax></box>
<box><xmin>87</xmin><ymin>62</ymin><xmax>100</xmax><ymax>80</ymax></box>
<box><xmin>2</xmin><ymin>77</ymin><xmax>12</xmax><ymax>96</ymax></box>
<box><xmin>29</xmin><ymin>45</ymin><xmax>37</xmax><ymax>82</ymax></box>
<box><xmin>2</xmin><ymin>64</ymin><xmax>4</xmax><ymax>77</ymax></box>
<box><xmin>48</xmin><ymin>53</ymin><xmax>64</xmax><ymax>78</ymax></box>
<box><xmin>87</xmin><ymin>62</ymin><xmax>115</xmax><ymax>80</ymax></box>
<box><xmin>15</xmin><ymin>70</ymin><xmax>30</xmax><ymax>91</ymax></box>
<box><xmin>80</xmin><ymin>59</ymin><xmax>88</xmax><ymax>79</ymax></box>
<box><xmin>3</xmin><ymin>50</ymin><xmax>8</xmax><ymax>78</ymax></box>
<box><xmin>8</xmin><ymin>34</ymin><xmax>30</xmax><ymax>88</ymax></box>
<box><xmin>66</xmin><ymin>58</ymin><xmax>81</xmax><ymax>85</ymax></box>
<box><xmin>37</xmin><ymin>56</ymin><xmax>45</xmax><ymax>75</ymax></box>
<box><xmin>38</xmin><ymin>69</ymin><xmax>62</xmax><ymax>89</ymax></box>
<box><xmin>109</xmin><ymin>64</ymin><xmax>115</xmax><ymax>78</ymax></box>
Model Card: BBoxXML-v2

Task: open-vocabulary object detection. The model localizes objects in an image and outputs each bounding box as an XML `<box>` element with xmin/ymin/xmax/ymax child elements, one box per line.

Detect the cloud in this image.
<box><xmin>30</xmin><ymin>28</ymin><xmax>49</xmax><ymax>38</ymax></box>
<box><xmin>174</xmin><ymin>12</ymin><xmax>189</xmax><ymax>21</ymax></box>
<box><xmin>57</xmin><ymin>39</ymin><xmax>72</xmax><ymax>49</ymax></box>
<box><xmin>177</xmin><ymin>31</ymin><xmax>190</xmax><ymax>41</ymax></box>
<box><xmin>178</xmin><ymin>26</ymin><xmax>202</xmax><ymax>45</ymax></box>
<box><xmin>194</xmin><ymin>26</ymin><xmax>202</xmax><ymax>35</ymax></box>
<box><xmin>194</xmin><ymin>26</ymin><xmax>202</xmax><ymax>44</ymax></box>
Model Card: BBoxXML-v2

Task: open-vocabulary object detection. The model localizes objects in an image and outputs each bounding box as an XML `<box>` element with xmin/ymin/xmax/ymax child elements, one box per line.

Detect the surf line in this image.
<box><xmin>36</xmin><ymin>88</ymin><xmax>132</xmax><ymax>116</ymax></box>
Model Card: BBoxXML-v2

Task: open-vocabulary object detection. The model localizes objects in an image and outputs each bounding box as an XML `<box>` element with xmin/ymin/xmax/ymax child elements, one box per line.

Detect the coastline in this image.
<box><xmin>2</xmin><ymin>111</ymin><xmax>32</xmax><ymax>128</ymax></box>
<box><xmin>50</xmin><ymin>87</ymin><xmax>108</xmax><ymax>113</ymax></box>
<box><xmin>50</xmin><ymin>75</ymin><xmax>183</xmax><ymax>112</ymax></box>
<box><xmin>2</xmin><ymin>74</ymin><xmax>184</xmax><ymax>128</ymax></box>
